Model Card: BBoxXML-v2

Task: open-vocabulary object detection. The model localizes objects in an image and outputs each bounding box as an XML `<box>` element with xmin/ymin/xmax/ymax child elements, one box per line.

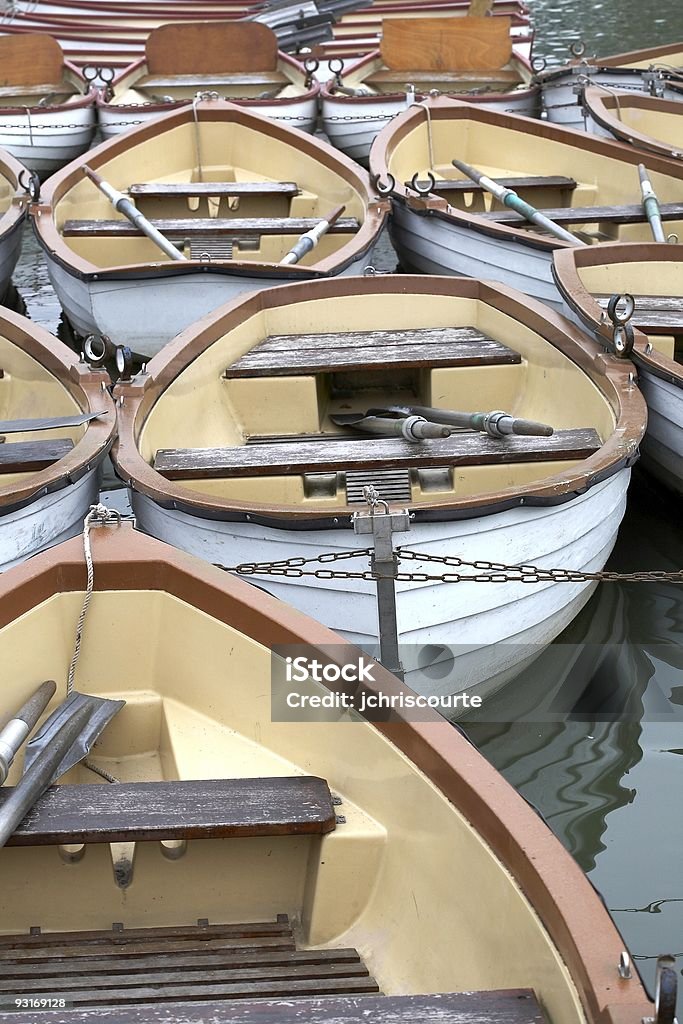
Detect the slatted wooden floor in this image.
<box><xmin>0</xmin><ymin>917</ymin><xmax>379</xmax><ymax>1008</ymax></box>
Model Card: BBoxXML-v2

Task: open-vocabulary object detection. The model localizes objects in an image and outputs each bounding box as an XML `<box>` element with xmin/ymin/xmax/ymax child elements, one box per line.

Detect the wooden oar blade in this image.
<box><xmin>0</xmin><ymin>411</ymin><xmax>108</xmax><ymax>434</ymax></box>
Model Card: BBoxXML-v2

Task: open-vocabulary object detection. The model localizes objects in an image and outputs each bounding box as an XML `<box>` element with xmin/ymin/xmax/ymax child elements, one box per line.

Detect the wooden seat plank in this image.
<box><xmin>410</xmin><ymin>175</ymin><xmax>577</xmax><ymax>193</ymax></box>
<box><xmin>225</xmin><ymin>327</ymin><xmax>521</xmax><ymax>377</ymax></box>
<box><xmin>137</xmin><ymin>72</ymin><xmax>288</xmax><ymax>88</ymax></box>
<box><xmin>366</xmin><ymin>68</ymin><xmax>520</xmax><ymax>84</ymax></box>
<box><xmin>0</xmin><ymin>989</ymin><xmax>547</xmax><ymax>1023</ymax></box>
<box><xmin>1</xmin><ymin>777</ymin><xmax>336</xmax><ymax>846</ymax></box>
<box><xmin>154</xmin><ymin>428</ymin><xmax>602</xmax><ymax>480</ymax></box>
<box><xmin>128</xmin><ymin>182</ymin><xmax>299</xmax><ymax>199</ymax></box>
<box><xmin>594</xmin><ymin>294</ymin><xmax>683</xmax><ymax>332</ymax></box>
<box><xmin>62</xmin><ymin>217</ymin><xmax>360</xmax><ymax>238</ymax></box>
<box><xmin>0</xmin><ymin>439</ymin><xmax>73</xmax><ymax>474</ymax></box>
<box><xmin>481</xmin><ymin>201</ymin><xmax>683</xmax><ymax>225</ymax></box>
<box><xmin>0</xmin><ymin>921</ymin><xmax>291</xmax><ymax>950</ymax></box>
<box><xmin>0</xmin><ymin>935</ymin><xmax>295</xmax><ymax>964</ymax></box>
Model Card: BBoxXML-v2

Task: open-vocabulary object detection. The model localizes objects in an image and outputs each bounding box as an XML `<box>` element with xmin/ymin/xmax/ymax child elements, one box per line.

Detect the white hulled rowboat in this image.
<box><xmin>581</xmin><ymin>87</ymin><xmax>683</xmax><ymax>160</ymax></box>
<box><xmin>31</xmin><ymin>97</ymin><xmax>387</xmax><ymax>360</ymax></box>
<box><xmin>97</xmin><ymin>23</ymin><xmax>320</xmax><ymax>139</ymax></box>
<box><xmin>321</xmin><ymin>16</ymin><xmax>539</xmax><ymax>165</ymax></box>
<box><xmin>0</xmin><ymin>306</ymin><xmax>115</xmax><ymax>569</ymax></box>
<box><xmin>0</xmin><ymin>35</ymin><xmax>96</xmax><ymax>178</ymax></box>
<box><xmin>537</xmin><ymin>41</ymin><xmax>683</xmax><ymax>131</ymax></box>
<box><xmin>369</xmin><ymin>97</ymin><xmax>683</xmax><ymax>310</ymax></box>
<box><xmin>553</xmin><ymin>242</ymin><xmax>683</xmax><ymax>495</ymax></box>
<box><xmin>0</xmin><ymin>523</ymin><xmax>655</xmax><ymax>1024</ymax></box>
<box><xmin>112</xmin><ymin>274</ymin><xmax>646</xmax><ymax>700</ymax></box>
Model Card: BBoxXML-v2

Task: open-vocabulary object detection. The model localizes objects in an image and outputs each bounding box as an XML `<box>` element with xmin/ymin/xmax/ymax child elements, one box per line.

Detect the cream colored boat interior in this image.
<box><xmin>0</xmin><ymin>583</ymin><xmax>584</xmax><ymax>1024</ymax></box>
<box><xmin>139</xmin><ymin>290</ymin><xmax>616</xmax><ymax>509</ymax></box>
<box><xmin>56</xmin><ymin>118</ymin><xmax>366</xmax><ymax>268</ymax></box>
<box><xmin>386</xmin><ymin>112</ymin><xmax>683</xmax><ymax>243</ymax></box>
<box><xmin>598</xmin><ymin>100</ymin><xmax>683</xmax><ymax>150</ymax></box>
<box><xmin>600</xmin><ymin>48</ymin><xmax>683</xmax><ymax>69</ymax></box>
<box><xmin>0</xmin><ymin>330</ymin><xmax>85</xmax><ymax>487</ymax></box>
<box><xmin>110</xmin><ymin>58</ymin><xmax>308</xmax><ymax>105</ymax></box>
<box><xmin>343</xmin><ymin>54</ymin><xmax>532</xmax><ymax>97</ymax></box>
<box><xmin>576</xmin><ymin>260</ymin><xmax>683</xmax><ymax>366</ymax></box>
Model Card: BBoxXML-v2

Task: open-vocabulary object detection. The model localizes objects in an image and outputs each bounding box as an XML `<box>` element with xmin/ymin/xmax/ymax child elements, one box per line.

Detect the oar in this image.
<box><xmin>637</xmin><ymin>164</ymin><xmax>666</xmax><ymax>242</ymax></box>
<box><xmin>331</xmin><ymin>412</ymin><xmax>451</xmax><ymax>442</ymax></box>
<box><xmin>0</xmin><ymin>681</ymin><xmax>56</xmax><ymax>786</ymax></box>
<box><xmin>451</xmin><ymin>158</ymin><xmax>586</xmax><ymax>246</ymax></box>
<box><xmin>0</xmin><ymin>702</ymin><xmax>92</xmax><ymax>849</ymax></box>
<box><xmin>375</xmin><ymin>405</ymin><xmax>554</xmax><ymax>437</ymax></box>
<box><xmin>83</xmin><ymin>166</ymin><xmax>187</xmax><ymax>263</ymax></box>
<box><xmin>279</xmin><ymin>204</ymin><xmax>346</xmax><ymax>265</ymax></box>
<box><xmin>0</xmin><ymin>412</ymin><xmax>108</xmax><ymax>434</ymax></box>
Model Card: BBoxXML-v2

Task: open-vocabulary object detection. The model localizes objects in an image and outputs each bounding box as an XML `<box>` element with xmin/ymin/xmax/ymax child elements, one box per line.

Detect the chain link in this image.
<box><xmin>219</xmin><ymin>544</ymin><xmax>683</xmax><ymax>585</ymax></box>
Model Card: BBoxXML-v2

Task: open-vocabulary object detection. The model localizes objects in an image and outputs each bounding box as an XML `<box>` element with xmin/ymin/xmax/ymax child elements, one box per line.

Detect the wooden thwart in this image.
<box><xmin>595</xmin><ymin>294</ymin><xmax>683</xmax><ymax>332</ymax></box>
<box><xmin>154</xmin><ymin>428</ymin><xmax>602</xmax><ymax>480</ymax></box>
<box><xmin>128</xmin><ymin>182</ymin><xmax>299</xmax><ymax>199</ymax></box>
<box><xmin>137</xmin><ymin>73</ymin><xmax>287</xmax><ymax>89</ymax></box>
<box><xmin>225</xmin><ymin>326</ymin><xmax>521</xmax><ymax>377</ymax></box>
<box><xmin>1</xmin><ymin>776</ymin><xmax>336</xmax><ymax>846</ymax></box>
<box><xmin>0</xmin><ymin>439</ymin><xmax>73</xmax><ymax>474</ymax></box>
<box><xmin>482</xmin><ymin>201</ymin><xmax>683</xmax><ymax>225</ymax></box>
<box><xmin>0</xmin><ymin>989</ymin><xmax>547</xmax><ymax>1022</ymax></box>
<box><xmin>62</xmin><ymin>217</ymin><xmax>360</xmax><ymax>238</ymax></box>
<box><xmin>367</xmin><ymin>68</ymin><xmax>520</xmax><ymax>84</ymax></box>
<box><xmin>380</xmin><ymin>16</ymin><xmax>512</xmax><ymax>72</ymax></box>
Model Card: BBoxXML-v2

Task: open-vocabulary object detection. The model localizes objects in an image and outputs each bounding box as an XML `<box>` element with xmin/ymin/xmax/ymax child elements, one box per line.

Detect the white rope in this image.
<box><xmin>67</xmin><ymin>503</ymin><xmax>122</xmax><ymax>784</ymax></box>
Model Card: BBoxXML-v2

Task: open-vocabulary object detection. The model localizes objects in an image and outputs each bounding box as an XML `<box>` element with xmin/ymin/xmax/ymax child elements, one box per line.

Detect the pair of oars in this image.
<box><xmin>331</xmin><ymin>405</ymin><xmax>554</xmax><ymax>442</ymax></box>
<box><xmin>83</xmin><ymin>166</ymin><xmax>344</xmax><ymax>267</ymax></box>
<box><xmin>449</xmin><ymin>159</ymin><xmax>668</xmax><ymax>246</ymax></box>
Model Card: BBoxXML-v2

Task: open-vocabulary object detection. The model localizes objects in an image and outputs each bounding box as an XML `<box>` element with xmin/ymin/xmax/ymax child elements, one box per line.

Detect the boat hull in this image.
<box><xmin>0</xmin><ymin>464</ymin><xmax>101</xmax><ymax>571</ymax></box>
<box><xmin>0</xmin><ymin>105</ymin><xmax>96</xmax><ymax>178</ymax></box>
<box><xmin>44</xmin><ymin>240</ymin><xmax>382</xmax><ymax>357</ymax></box>
<box><xmin>0</xmin><ymin>215</ymin><xmax>24</xmax><ymax>302</ymax></box>
<box><xmin>322</xmin><ymin>87</ymin><xmax>540</xmax><ymax>165</ymax></box>
<box><xmin>98</xmin><ymin>96</ymin><xmax>319</xmax><ymax>139</ymax></box>
<box><xmin>633</xmin><ymin>368</ymin><xmax>683</xmax><ymax>494</ymax></box>
<box><xmin>130</xmin><ymin>470</ymin><xmax>630</xmax><ymax>703</ymax></box>
<box><xmin>541</xmin><ymin>68</ymin><xmax>682</xmax><ymax>131</ymax></box>
<box><xmin>388</xmin><ymin>201</ymin><xmax>562</xmax><ymax>309</ymax></box>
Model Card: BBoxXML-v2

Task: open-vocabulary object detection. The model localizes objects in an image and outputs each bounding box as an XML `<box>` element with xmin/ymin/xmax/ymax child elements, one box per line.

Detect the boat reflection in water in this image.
<box><xmin>463</xmin><ymin>472</ymin><xmax>683</xmax><ymax>1004</ymax></box>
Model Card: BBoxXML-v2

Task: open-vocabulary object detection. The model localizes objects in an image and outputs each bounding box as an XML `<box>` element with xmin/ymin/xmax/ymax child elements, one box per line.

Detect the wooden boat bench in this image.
<box><xmin>0</xmin><ymin>776</ymin><xmax>337</xmax><ymax>846</ymax></box>
<box><xmin>482</xmin><ymin>201</ymin><xmax>683</xmax><ymax>226</ymax></box>
<box><xmin>367</xmin><ymin>69</ymin><xmax>523</xmax><ymax>86</ymax></box>
<box><xmin>224</xmin><ymin>326</ymin><xmax>522</xmax><ymax>377</ymax></box>
<box><xmin>594</xmin><ymin>294</ymin><xmax>683</xmax><ymax>333</ymax></box>
<box><xmin>128</xmin><ymin>182</ymin><xmax>301</xmax><ymax>199</ymax></box>
<box><xmin>137</xmin><ymin>72</ymin><xmax>290</xmax><ymax>90</ymax></box>
<box><xmin>154</xmin><ymin>428</ymin><xmax>602</xmax><ymax>480</ymax></box>
<box><xmin>62</xmin><ymin>217</ymin><xmax>361</xmax><ymax>238</ymax></box>
<box><xmin>409</xmin><ymin>175</ymin><xmax>577</xmax><ymax>196</ymax></box>
<box><xmin>0</xmin><ymin>439</ymin><xmax>73</xmax><ymax>474</ymax></box>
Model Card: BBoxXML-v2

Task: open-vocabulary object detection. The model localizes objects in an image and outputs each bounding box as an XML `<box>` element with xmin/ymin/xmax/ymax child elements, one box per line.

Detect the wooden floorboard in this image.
<box><xmin>62</xmin><ymin>217</ymin><xmax>360</xmax><ymax>238</ymax></box>
<box><xmin>0</xmin><ymin>439</ymin><xmax>73</xmax><ymax>473</ymax></box>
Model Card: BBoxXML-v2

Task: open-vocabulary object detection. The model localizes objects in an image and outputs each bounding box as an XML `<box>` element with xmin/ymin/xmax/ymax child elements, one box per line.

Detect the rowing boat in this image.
<box><xmin>537</xmin><ymin>40</ymin><xmax>683</xmax><ymax>131</ymax></box>
<box><xmin>369</xmin><ymin>97</ymin><xmax>683</xmax><ymax>309</ymax></box>
<box><xmin>580</xmin><ymin>87</ymin><xmax>683</xmax><ymax>160</ymax></box>
<box><xmin>0</xmin><ymin>521</ymin><xmax>654</xmax><ymax>1023</ymax></box>
<box><xmin>112</xmin><ymin>273</ymin><xmax>646</xmax><ymax>699</ymax></box>
<box><xmin>0</xmin><ymin>35</ymin><xmax>96</xmax><ymax>178</ymax></box>
<box><xmin>97</xmin><ymin>23</ymin><xmax>320</xmax><ymax>139</ymax></box>
<box><xmin>553</xmin><ymin>242</ymin><xmax>683</xmax><ymax>495</ymax></box>
<box><xmin>0</xmin><ymin>147</ymin><xmax>26</xmax><ymax>303</ymax></box>
<box><xmin>321</xmin><ymin>17</ymin><xmax>539</xmax><ymax>165</ymax></box>
<box><xmin>31</xmin><ymin>97</ymin><xmax>387</xmax><ymax>360</ymax></box>
<box><xmin>0</xmin><ymin>307</ymin><xmax>115</xmax><ymax>569</ymax></box>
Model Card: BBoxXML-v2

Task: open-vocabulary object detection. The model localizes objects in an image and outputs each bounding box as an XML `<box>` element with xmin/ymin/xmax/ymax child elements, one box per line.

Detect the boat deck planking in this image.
<box><xmin>224</xmin><ymin>327</ymin><xmax>521</xmax><ymax>377</ymax></box>
<box><xmin>62</xmin><ymin>217</ymin><xmax>361</xmax><ymax>237</ymax></box>
<box><xmin>482</xmin><ymin>202</ymin><xmax>683</xmax><ymax>225</ymax></box>
<box><xmin>128</xmin><ymin>182</ymin><xmax>300</xmax><ymax>199</ymax></box>
<box><xmin>154</xmin><ymin>428</ymin><xmax>602</xmax><ymax>480</ymax></box>
<box><xmin>137</xmin><ymin>73</ymin><xmax>289</xmax><ymax>89</ymax></box>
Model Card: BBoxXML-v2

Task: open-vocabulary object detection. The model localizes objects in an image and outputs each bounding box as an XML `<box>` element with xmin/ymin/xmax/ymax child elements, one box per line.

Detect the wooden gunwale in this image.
<box><xmin>0</xmin><ymin>524</ymin><xmax>654</xmax><ymax>1024</ymax></box>
<box><xmin>581</xmin><ymin>87</ymin><xmax>683</xmax><ymax>161</ymax></box>
<box><xmin>0</xmin><ymin>306</ymin><xmax>115</xmax><ymax>511</ymax></box>
<box><xmin>32</xmin><ymin>99</ymin><xmax>386</xmax><ymax>280</ymax></box>
<box><xmin>112</xmin><ymin>273</ymin><xmax>646</xmax><ymax>523</ymax></box>
<box><xmin>552</xmin><ymin>241</ymin><xmax>683</xmax><ymax>388</ymax></box>
<box><xmin>369</xmin><ymin>96</ymin><xmax>683</xmax><ymax>252</ymax></box>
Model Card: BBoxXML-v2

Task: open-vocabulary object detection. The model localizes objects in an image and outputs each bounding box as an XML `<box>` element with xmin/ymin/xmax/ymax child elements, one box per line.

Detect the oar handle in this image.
<box><xmin>279</xmin><ymin>204</ymin><xmax>346</xmax><ymax>265</ymax></box>
<box><xmin>0</xmin><ymin>681</ymin><xmax>56</xmax><ymax>786</ymax></box>
<box><xmin>381</xmin><ymin>405</ymin><xmax>554</xmax><ymax>437</ymax></box>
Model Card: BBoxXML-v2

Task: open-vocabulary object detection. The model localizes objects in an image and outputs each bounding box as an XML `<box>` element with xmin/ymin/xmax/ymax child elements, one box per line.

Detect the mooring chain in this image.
<box><xmin>220</xmin><ymin>545</ymin><xmax>683</xmax><ymax>585</ymax></box>
<box><xmin>67</xmin><ymin>504</ymin><xmax>123</xmax><ymax>784</ymax></box>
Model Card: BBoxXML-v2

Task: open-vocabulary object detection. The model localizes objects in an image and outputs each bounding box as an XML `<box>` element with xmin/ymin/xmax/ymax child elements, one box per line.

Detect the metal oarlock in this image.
<box><xmin>606</xmin><ymin>293</ymin><xmax>636</xmax><ymax>358</ymax></box>
<box><xmin>352</xmin><ymin>486</ymin><xmax>411</xmax><ymax>681</ymax></box>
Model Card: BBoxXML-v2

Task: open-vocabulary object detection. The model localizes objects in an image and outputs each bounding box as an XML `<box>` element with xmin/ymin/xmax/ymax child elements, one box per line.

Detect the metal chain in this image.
<box><xmin>67</xmin><ymin>503</ymin><xmax>123</xmax><ymax>784</ymax></box>
<box><xmin>220</xmin><ymin>544</ymin><xmax>683</xmax><ymax>585</ymax></box>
